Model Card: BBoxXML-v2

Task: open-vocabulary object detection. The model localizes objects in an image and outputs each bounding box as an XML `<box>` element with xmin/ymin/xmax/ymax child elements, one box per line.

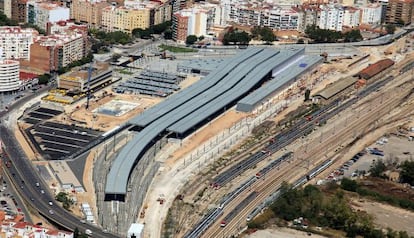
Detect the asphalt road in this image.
<box><xmin>0</xmin><ymin>87</ymin><xmax>120</xmax><ymax>237</ymax></box>
<box><xmin>0</xmin><ymin>125</ymin><xmax>119</xmax><ymax>237</ymax></box>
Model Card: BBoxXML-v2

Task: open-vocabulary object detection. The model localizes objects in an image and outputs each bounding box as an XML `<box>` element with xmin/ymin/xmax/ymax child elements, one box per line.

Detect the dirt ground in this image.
<box><xmin>64</xmin><ymin>93</ymin><xmax>162</xmax><ymax>131</ymax></box>
<box><xmin>168</xmin><ymin>110</ymin><xmax>249</xmax><ymax>165</ymax></box>
<box><xmin>246</xmin><ymin>227</ymin><xmax>328</xmax><ymax>238</ymax></box>
<box><xmin>352</xmin><ymin>199</ymin><xmax>414</xmax><ymax>236</ymax></box>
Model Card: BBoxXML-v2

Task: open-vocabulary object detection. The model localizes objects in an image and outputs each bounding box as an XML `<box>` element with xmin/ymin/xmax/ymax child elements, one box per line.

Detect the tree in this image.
<box><xmin>132</xmin><ymin>28</ymin><xmax>153</xmax><ymax>39</ymax></box>
<box><xmin>38</xmin><ymin>74</ymin><xmax>51</xmax><ymax>85</ymax></box>
<box><xmin>400</xmin><ymin>161</ymin><xmax>414</xmax><ymax>185</ymax></box>
<box><xmin>222</xmin><ymin>29</ymin><xmax>251</xmax><ymax>45</ymax></box>
<box><xmin>369</xmin><ymin>159</ymin><xmax>386</xmax><ymax>178</ymax></box>
<box><xmin>341</xmin><ymin>178</ymin><xmax>358</xmax><ymax>192</ymax></box>
<box><xmin>304</xmin><ymin>89</ymin><xmax>311</xmax><ymax>101</ymax></box>
<box><xmin>186</xmin><ymin>35</ymin><xmax>198</xmax><ymax>45</ymax></box>
<box><xmin>385</xmin><ymin>24</ymin><xmax>396</xmax><ymax>35</ymax></box>
<box><xmin>344</xmin><ymin>29</ymin><xmax>363</xmax><ymax>42</ymax></box>
<box><xmin>198</xmin><ymin>35</ymin><xmax>205</xmax><ymax>41</ymax></box>
<box><xmin>250</xmin><ymin>26</ymin><xmax>276</xmax><ymax>42</ymax></box>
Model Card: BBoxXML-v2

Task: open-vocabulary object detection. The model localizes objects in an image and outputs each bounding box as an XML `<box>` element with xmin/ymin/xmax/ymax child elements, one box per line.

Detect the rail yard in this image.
<box><xmin>2</xmin><ymin>34</ymin><xmax>414</xmax><ymax>238</ymax></box>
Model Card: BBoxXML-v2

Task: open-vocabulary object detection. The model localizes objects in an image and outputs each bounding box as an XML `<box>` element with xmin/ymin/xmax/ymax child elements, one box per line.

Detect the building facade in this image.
<box><xmin>27</xmin><ymin>2</ymin><xmax>70</xmax><ymax>31</ymax></box>
<box><xmin>0</xmin><ymin>59</ymin><xmax>20</xmax><ymax>93</ymax></box>
<box><xmin>319</xmin><ymin>4</ymin><xmax>344</xmax><ymax>31</ymax></box>
<box><xmin>11</xmin><ymin>0</ymin><xmax>27</xmax><ymax>24</ymax></box>
<box><xmin>343</xmin><ymin>6</ymin><xmax>360</xmax><ymax>28</ymax></box>
<box><xmin>297</xmin><ymin>5</ymin><xmax>320</xmax><ymax>32</ymax></box>
<box><xmin>361</xmin><ymin>3</ymin><xmax>382</xmax><ymax>25</ymax></box>
<box><xmin>0</xmin><ymin>26</ymin><xmax>38</xmax><ymax>60</ymax></box>
<box><xmin>386</xmin><ymin>0</ymin><xmax>414</xmax><ymax>25</ymax></box>
<box><xmin>70</xmin><ymin>0</ymin><xmax>110</xmax><ymax>28</ymax></box>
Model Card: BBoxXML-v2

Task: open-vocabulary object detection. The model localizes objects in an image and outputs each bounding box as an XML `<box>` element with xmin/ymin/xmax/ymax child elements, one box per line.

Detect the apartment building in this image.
<box><xmin>0</xmin><ymin>26</ymin><xmax>38</xmax><ymax>60</ymax></box>
<box><xmin>0</xmin><ymin>59</ymin><xmax>20</xmax><ymax>93</ymax></box>
<box><xmin>173</xmin><ymin>7</ymin><xmax>211</xmax><ymax>43</ymax></box>
<box><xmin>343</xmin><ymin>6</ymin><xmax>360</xmax><ymax>28</ymax></box>
<box><xmin>101</xmin><ymin>6</ymin><xmax>151</xmax><ymax>33</ymax></box>
<box><xmin>296</xmin><ymin>5</ymin><xmax>320</xmax><ymax>32</ymax></box>
<box><xmin>228</xmin><ymin>1</ymin><xmax>299</xmax><ymax>30</ymax></box>
<box><xmin>101</xmin><ymin>1</ymin><xmax>171</xmax><ymax>33</ymax></box>
<box><xmin>70</xmin><ymin>0</ymin><xmax>110</xmax><ymax>28</ymax></box>
<box><xmin>11</xmin><ymin>0</ymin><xmax>27</xmax><ymax>24</ymax></box>
<box><xmin>20</xmin><ymin>31</ymin><xmax>86</xmax><ymax>74</ymax></box>
<box><xmin>319</xmin><ymin>4</ymin><xmax>344</xmax><ymax>31</ymax></box>
<box><xmin>125</xmin><ymin>0</ymin><xmax>171</xmax><ymax>27</ymax></box>
<box><xmin>361</xmin><ymin>3</ymin><xmax>382</xmax><ymax>25</ymax></box>
<box><xmin>27</xmin><ymin>2</ymin><xmax>70</xmax><ymax>31</ymax></box>
<box><xmin>386</xmin><ymin>0</ymin><xmax>414</xmax><ymax>25</ymax></box>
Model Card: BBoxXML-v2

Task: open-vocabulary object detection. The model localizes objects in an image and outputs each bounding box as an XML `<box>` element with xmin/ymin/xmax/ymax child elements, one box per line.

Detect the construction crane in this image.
<box><xmin>86</xmin><ymin>61</ymin><xmax>93</xmax><ymax>110</ymax></box>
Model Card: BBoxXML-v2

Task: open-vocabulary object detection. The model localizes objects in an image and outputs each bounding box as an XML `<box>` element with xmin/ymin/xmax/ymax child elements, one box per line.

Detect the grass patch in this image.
<box><xmin>159</xmin><ymin>44</ymin><xmax>197</xmax><ymax>53</ymax></box>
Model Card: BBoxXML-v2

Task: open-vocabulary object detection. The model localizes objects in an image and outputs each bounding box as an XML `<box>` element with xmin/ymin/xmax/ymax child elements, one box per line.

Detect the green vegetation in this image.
<box><xmin>369</xmin><ymin>159</ymin><xmax>387</xmax><ymax>178</ymax></box>
<box><xmin>385</xmin><ymin>24</ymin><xmax>397</xmax><ymax>35</ymax></box>
<box><xmin>90</xmin><ymin>30</ymin><xmax>132</xmax><ymax>45</ymax></box>
<box><xmin>132</xmin><ymin>21</ymin><xmax>172</xmax><ymax>39</ymax></box>
<box><xmin>38</xmin><ymin>74</ymin><xmax>52</xmax><ymax>85</ymax></box>
<box><xmin>343</xmin><ymin>29</ymin><xmax>363</xmax><ymax>42</ymax></box>
<box><xmin>158</xmin><ymin>44</ymin><xmax>197</xmax><ymax>53</ymax></box>
<box><xmin>222</xmin><ymin>28</ymin><xmax>251</xmax><ymax>45</ymax></box>
<box><xmin>249</xmin><ymin>182</ymin><xmax>412</xmax><ymax>238</ymax></box>
<box><xmin>305</xmin><ymin>25</ymin><xmax>362</xmax><ymax>43</ymax></box>
<box><xmin>341</xmin><ymin>178</ymin><xmax>414</xmax><ymax>211</ymax></box>
<box><xmin>0</xmin><ymin>12</ymin><xmax>17</xmax><ymax>26</ymax></box>
<box><xmin>55</xmin><ymin>192</ymin><xmax>74</xmax><ymax>210</ymax></box>
<box><xmin>74</xmin><ymin>227</ymin><xmax>88</xmax><ymax>238</ymax></box>
<box><xmin>116</xmin><ymin>69</ymin><xmax>134</xmax><ymax>75</ymax></box>
<box><xmin>185</xmin><ymin>35</ymin><xmax>198</xmax><ymax>45</ymax></box>
<box><xmin>400</xmin><ymin>161</ymin><xmax>414</xmax><ymax>186</ymax></box>
<box><xmin>251</xmin><ymin>26</ymin><xmax>277</xmax><ymax>43</ymax></box>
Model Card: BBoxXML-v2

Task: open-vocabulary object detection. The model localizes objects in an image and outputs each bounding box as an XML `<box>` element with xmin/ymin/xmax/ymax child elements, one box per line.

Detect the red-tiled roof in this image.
<box><xmin>358</xmin><ymin>59</ymin><xmax>395</xmax><ymax>79</ymax></box>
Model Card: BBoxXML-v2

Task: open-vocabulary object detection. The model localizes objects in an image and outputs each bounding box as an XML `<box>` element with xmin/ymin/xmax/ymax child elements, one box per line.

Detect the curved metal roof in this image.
<box><xmin>105</xmin><ymin>48</ymin><xmax>278</xmax><ymax>194</ymax></box>
<box><xmin>129</xmin><ymin>48</ymin><xmax>263</xmax><ymax>127</ymax></box>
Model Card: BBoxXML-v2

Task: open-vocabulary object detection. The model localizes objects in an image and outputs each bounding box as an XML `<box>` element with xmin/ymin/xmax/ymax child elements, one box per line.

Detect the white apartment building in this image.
<box><xmin>0</xmin><ymin>26</ymin><xmax>38</xmax><ymax>60</ymax></box>
<box><xmin>27</xmin><ymin>2</ymin><xmax>70</xmax><ymax>32</ymax></box>
<box><xmin>229</xmin><ymin>1</ymin><xmax>299</xmax><ymax>30</ymax></box>
<box><xmin>343</xmin><ymin>6</ymin><xmax>360</xmax><ymax>28</ymax></box>
<box><xmin>361</xmin><ymin>3</ymin><xmax>382</xmax><ymax>25</ymax></box>
<box><xmin>319</xmin><ymin>4</ymin><xmax>344</xmax><ymax>31</ymax></box>
<box><xmin>0</xmin><ymin>59</ymin><xmax>20</xmax><ymax>93</ymax></box>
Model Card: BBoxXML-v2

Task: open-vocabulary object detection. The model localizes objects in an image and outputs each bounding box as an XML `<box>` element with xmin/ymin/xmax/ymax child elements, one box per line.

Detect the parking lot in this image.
<box><xmin>23</xmin><ymin>107</ymin><xmax>63</xmax><ymax>125</ymax></box>
<box><xmin>26</xmin><ymin>121</ymin><xmax>102</xmax><ymax>159</ymax></box>
<box><xmin>325</xmin><ymin>135</ymin><xmax>414</xmax><ymax>181</ymax></box>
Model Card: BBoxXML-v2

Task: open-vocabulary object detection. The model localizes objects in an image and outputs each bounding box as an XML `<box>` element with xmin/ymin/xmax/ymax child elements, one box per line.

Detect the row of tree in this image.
<box><xmin>132</xmin><ymin>21</ymin><xmax>172</xmax><ymax>39</ymax></box>
<box><xmin>305</xmin><ymin>25</ymin><xmax>363</xmax><ymax>43</ymax></box>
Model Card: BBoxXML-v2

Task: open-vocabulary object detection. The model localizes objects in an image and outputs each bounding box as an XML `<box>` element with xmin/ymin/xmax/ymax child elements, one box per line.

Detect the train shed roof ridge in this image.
<box><xmin>237</xmin><ymin>54</ymin><xmax>323</xmax><ymax>112</ymax></box>
<box><xmin>313</xmin><ymin>75</ymin><xmax>357</xmax><ymax>100</ymax></box>
<box><xmin>129</xmin><ymin>47</ymin><xmax>265</xmax><ymax>127</ymax></box>
<box><xmin>167</xmin><ymin>50</ymin><xmax>299</xmax><ymax>134</ymax></box>
<box><xmin>105</xmin><ymin>47</ymin><xmax>280</xmax><ymax>195</ymax></box>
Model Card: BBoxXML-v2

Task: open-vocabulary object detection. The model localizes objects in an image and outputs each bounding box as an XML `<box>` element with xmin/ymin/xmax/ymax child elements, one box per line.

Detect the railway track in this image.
<box><xmin>200</xmin><ymin>73</ymin><xmax>414</xmax><ymax>238</ymax></box>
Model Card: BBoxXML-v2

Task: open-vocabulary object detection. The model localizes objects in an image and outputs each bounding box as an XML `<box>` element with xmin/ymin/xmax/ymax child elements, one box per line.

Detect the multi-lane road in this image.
<box><xmin>0</xmin><ymin>90</ymin><xmax>120</xmax><ymax>237</ymax></box>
